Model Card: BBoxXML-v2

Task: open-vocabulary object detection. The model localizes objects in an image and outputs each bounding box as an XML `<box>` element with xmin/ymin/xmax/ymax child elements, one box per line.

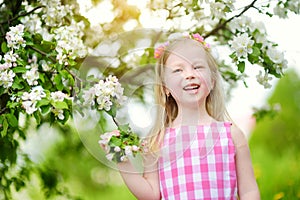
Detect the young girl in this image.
<box><xmin>117</xmin><ymin>33</ymin><xmax>260</xmax><ymax>200</ymax></box>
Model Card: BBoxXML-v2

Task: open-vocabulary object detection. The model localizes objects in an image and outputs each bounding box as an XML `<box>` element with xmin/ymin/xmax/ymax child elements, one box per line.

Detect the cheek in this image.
<box><xmin>197</xmin><ymin>71</ymin><xmax>213</xmax><ymax>90</ymax></box>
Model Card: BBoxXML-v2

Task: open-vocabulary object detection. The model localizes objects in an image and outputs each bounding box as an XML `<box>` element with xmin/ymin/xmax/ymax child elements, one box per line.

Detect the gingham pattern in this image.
<box><xmin>159</xmin><ymin>122</ymin><xmax>237</xmax><ymax>200</ymax></box>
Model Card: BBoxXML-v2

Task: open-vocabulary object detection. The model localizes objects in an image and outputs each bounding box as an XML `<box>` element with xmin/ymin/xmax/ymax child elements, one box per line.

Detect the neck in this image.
<box><xmin>172</xmin><ymin>102</ymin><xmax>214</xmax><ymax>127</ymax></box>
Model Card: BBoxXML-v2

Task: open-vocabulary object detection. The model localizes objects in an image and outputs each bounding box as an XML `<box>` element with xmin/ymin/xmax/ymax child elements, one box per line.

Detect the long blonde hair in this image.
<box><xmin>148</xmin><ymin>38</ymin><xmax>230</xmax><ymax>152</ymax></box>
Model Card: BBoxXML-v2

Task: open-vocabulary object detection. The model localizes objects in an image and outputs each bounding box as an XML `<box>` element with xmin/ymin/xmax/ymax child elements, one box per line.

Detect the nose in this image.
<box><xmin>184</xmin><ymin>68</ymin><xmax>195</xmax><ymax>80</ymax></box>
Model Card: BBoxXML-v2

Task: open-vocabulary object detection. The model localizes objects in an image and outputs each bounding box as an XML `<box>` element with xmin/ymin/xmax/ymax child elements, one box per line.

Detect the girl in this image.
<box><xmin>117</xmin><ymin>33</ymin><xmax>260</xmax><ymax>200</ymax></box>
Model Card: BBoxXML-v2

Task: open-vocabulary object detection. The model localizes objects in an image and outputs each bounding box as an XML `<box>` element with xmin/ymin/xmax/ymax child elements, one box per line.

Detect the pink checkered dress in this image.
<box><xmin>159</xmin><ymin>122</ymin><xmax>237</xmax><ymax>200</ymax></box>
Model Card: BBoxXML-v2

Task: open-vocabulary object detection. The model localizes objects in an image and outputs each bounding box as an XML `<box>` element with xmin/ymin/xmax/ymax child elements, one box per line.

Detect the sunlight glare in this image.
<box><xmin>127</xmin><ymin>0</ymin><xmax>148</xmax><ymax>9</ymax></box>
<box><xmin>77</xmin><ymin>0</ymin><xmax>115</xmax><ymax>26</ymax></box>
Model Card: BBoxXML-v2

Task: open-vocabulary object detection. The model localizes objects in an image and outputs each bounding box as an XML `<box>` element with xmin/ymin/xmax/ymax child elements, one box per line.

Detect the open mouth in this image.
<box><xmin>183</xmin><ymin>83</ymin><xmax>200</xmax><ymax>91</ymax></box>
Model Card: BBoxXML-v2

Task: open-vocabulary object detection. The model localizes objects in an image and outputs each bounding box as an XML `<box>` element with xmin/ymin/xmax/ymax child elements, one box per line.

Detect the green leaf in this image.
<box><xmin>12</xmin><ymin>67</ymin><xmax>27</xmax><ymax>73</ymax></box>
<box><xmin>52</xmin><ymin>101</ymin><xmax>68</xmax><ymax>109</ymax></box>
<box><xmin>53</xmin><ymin>74</ymin><xmax>64</xmax><ymax>90</ymax></box>
<box><xmin>109</xmin><ymin>136</ymin><xmax>122</xmax><ymax>147</ymax></box>
<box><xmin>237</xmin><ymin>61</ymin><xmax>245</xmax><ymax>73</ymax></box>
<box><xmin>40</xmin><ymin>105</ymin><xmax>51</xmax><ymax>114</ymax></box>
<box><xmin>6</xmin><ymin>113</ymin><xmax>18</xmax><ymax>128</ymax></box>
<box><xmin>36</xmin><ymin>99</ymin><xmax>50</xmax><ymax>107</ymax></box>
<box><xmin>1</xmin><ymin>117</ymin><xmax>8</xmax><ymax>137</ymax></box>
<box><xmin>68</xmin><ymin>59</ymin><xmax>77</xmax><ymax>66</ymax></box>
<box><xmin>252</xmin><ymin>46</ymin><xmax>261</xmax><ymax>57</ymax></box>
<box><xmin>33</xmin><ymin>111</ymin><xmax>41</xmax><ymax>125</ymax></box>
<box><xmin>12</xmin><ymin>76</ymin><xmax>25</xmax><ymax>90</ymax></box>
<box><xmin>1</xmin><ymin>42</ymin><xmax>8</xmax><ymax>53</ymax></box>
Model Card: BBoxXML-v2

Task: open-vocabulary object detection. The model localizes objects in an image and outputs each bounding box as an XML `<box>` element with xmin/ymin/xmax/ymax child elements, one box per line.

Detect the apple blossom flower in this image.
<box><xmin>132</xmin><ymin>145</ymin><xmax>139</xmax><ymax>152</ymax></box>
<box><xmin>3</xmin><ymin>51</ymin><xmax>18</xmax><ymax>68</ymax></box>
<box><xmin>266</xmin><ymin>47</ymin><xmax>285</xmax><ymax>64</ymax></box>
<box><xmin>256</xmin><ymin>70</ymin><xmax>272</xmax><ymax>89</ymax></box>
<box><xmin>83</xmin><ymin>75</ymin><xmax>127</xmax><ymax>112</ymax></box>
<box><xmin>120</xmin><ymin>156</ymin><xmax>128</xmax><ymax>162</ymax></box>
<box><xmin>98</xmin><ymin>130</ymin><xmax>120</xmax><ymax>146</ymax></box>
<box><xmin>52</xmin><ymin>108</ymin><xmax>64</xmax><ymax>120</ymax></box>
<box><xmin>229</xmin><ymin>16</ymin><xmax>252</xmax><ymax>33</ymax></box>
<box><xmin>229</xmin><ymin>33</ymin><xmax>254</xmax><ymax>59</ymax></box>
<box><xmin>22</xmin><ymin>101</ymin><xmax>38</xmax><ymax>115</ymax></box>
<box><xmin>22</xmin><ymin>66</ymin><xmax>39</xmax><ymax>86</ymax></box>
<box><xmin>210</xmin><ymin>2</ymin><xmax>226</xmax><ymax>18</ymax></box>
<box><xmin>125</xmin><ymin>146</ymin><xmax>133</xmax><ymax>156</ymax></box>
<box><xmin>273</xmin><ymin>4</ymin><xmax>288</xmax><ymax>19</ymax></box>
<box><xmin>0</xmin><ymin>70</ymin><xmax>16</xmax><ymax>88</ymax></box>
<box><xmin>6</xmin><ymin>24</ymin><xmax>26</xmax><ymax>49</ymax></box>
<box><xmin>51</xmin><ymin>91</ymin><xmax>71</xmax><ymax>102</ymax></box>
<box><xmin>114</xmin><ymin>146</ymin><xmax>121</xmax><ymax>152</ymax></box>
<box><xmin>20</xmin><ymin>86</ymin><xmax>47</xmax><ymax>114</ymax></box>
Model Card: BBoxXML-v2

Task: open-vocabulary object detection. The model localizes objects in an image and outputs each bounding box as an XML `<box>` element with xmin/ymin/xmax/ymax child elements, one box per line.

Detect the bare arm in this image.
<box><xmin>117</xmin><ymin>154</ymin><xmax>160</xmax><ymax>200</ymax></box>
<box><xmin>231</xmin><ymin>124</ymin><xmax>260</xmax><ymax>200</ymax></box>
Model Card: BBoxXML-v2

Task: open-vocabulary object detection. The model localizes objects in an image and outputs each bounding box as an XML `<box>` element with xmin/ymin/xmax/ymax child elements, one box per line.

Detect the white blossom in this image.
<box><xmin>6</xmin><ymin>24</ymin><xmax>26</xmax><ymax>49</ymax></box>
<box><xmin>125</xmin><ymin>146</ymin><xmax>133</xmax><ymax>156</ymax></box>
<box><xmin>229</xmin><ymin>33</ymin><xmax>254</xmax><ymax>58</ymax></box>
<box><xmin>20</xmin><ymin>86</ymin><xmax>45</xmax><ymax>115</ymax></box>
<box><xmin>97</xmin><ymin>96</ymin><xmax>113</xmax><ymax>111</ymax></box>
<box><xmin>50</xmin><ymin>91</ymin><xmax>70</xmax><ymax>102</ymax></box>
<box><xmin>132</xmin><ymin>145</ymin><xmax>139</xmax><ymax>152</ymax></box>
<box><xmin>20</xmin><ymin>14</ymin><xmax>43</xmax><ymax>34</ymax></box>
<box><xmin>3</xmin><ymin>51</ymin><xmax>18</xmax><ymax>68</ymax></box>
<box><xmin>83</xmin><ymin>75</ymin><xmax>126</xmax><ymax>111</ymax></box>
<box><xmin>256</xmin><ymin>70</ymin><xmax>272</xmax><ymax>89</ymax></box>
<box><xmin>40</xmin><ymin>60</ymin><xmax>52</xmax><ymax>71</ymax></box>
<box><xmin>28</xmin><ymin>86</ymin><xmax>46</xmax><ymax>101</ymax></box>
<box><xmin>22</xmin><ymin>101</ymin><xmax>37</xmax><ymax>114</ymax></box>
<box><xmin>229</xmin><ymin>16</ymin><xmax>252</xmax><ymax>33</ymax></box>
<box><xmin>83</xmin><ymin>87</ymin><xmax>96</xmax><ymax>106</ymax></box>
<box><xmin>120</xmin><ymin>156</ymin><xmax>128</xmax><ymax>162</ymax></box>
<box><xmin>0</xmin><ymin>70</ymin><xmax>16</xmax><ymax>88</ymax></box>
<box><xmin>266</xmin><ymin>47</ymin><xmax>285</xmax><ymax>64</ymax></box>
<box><xmin>210</xmin><ymin>2</ymin><xmax>226</xmax><ymax>18</ymax></box>
<box><xmin>287</xmin><ymin>0</ymin><xmax>300</xmax><ymax>14</ymax></box>
<box><xmin>22</xmin><ymin>66</ymin><xmax>39</xmax><ymax>86</ymax></box>
<box><xmin>52</xmin><ymin>108</ymin><xmax>64</xmax><ymax>120</ymax></box>
<box><xmin>273</xmin><ymin>4</ymin><xmax>288</xmax><ymax>19</ymax></box>
<box><xmin>114</xmin><ymin>146</ymin><xmax>121</xmax><ymax>152</ymax></box>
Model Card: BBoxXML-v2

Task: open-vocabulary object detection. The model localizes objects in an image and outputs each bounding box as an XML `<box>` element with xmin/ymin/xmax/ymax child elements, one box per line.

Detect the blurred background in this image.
<box><xmin>4</xmin><ymin>0</ymin><xmax>300</xmax><ymax>199</ymax></box>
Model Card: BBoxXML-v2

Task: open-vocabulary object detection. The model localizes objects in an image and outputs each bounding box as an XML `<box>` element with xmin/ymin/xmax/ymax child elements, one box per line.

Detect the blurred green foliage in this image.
<box><xmin>250</xmin><ymin>70</ymin><xmax>300</xmax><ymax>199</ymax></box>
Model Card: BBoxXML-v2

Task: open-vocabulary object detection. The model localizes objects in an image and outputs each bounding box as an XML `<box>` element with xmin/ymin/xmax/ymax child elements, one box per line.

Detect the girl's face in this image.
<box><xmin>163</xmin><ymin>41</ymin><xmax>213</xmax><ymax>107</ymax></box>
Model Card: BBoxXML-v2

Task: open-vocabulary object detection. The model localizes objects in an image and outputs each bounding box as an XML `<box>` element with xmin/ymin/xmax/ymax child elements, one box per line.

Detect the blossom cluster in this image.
<box><xmin>5</xmin><ymin>24</ymin><xmax>26</xmax><ymax>50</ymax></box>
<box><xmin>228</xmin><ymin>16</ymin><xmax>288</xmax><ymax>88</ymax></box>
<box><xmin>21</xmin><ymin>86</ymin><xmax>46</xmax><ymax>115</ymax></box>
<box><xmin>98</xmin><ymin>129</ymin><xmax>148</xmax><ymax>162</ymax></box>
<box><xmin>273</xmin><ymin>0</ymin><xmax>300</xmax><ymax>18</ymax></box>
<box><xmin>0</xmin><ymin>25</ymin><xmax>25</xmax><ymax>88</ymax></box>
<box><xmin>83</xmin><ymin>75</ymin><xmax>127</xmax><ymax>111</ymax></box>
<box><xmin>80</xmin><ymin>75</ymin><xmax>146</xmax><ymax>163</ymax></box>
<box><xmin>21</xmin><ymin>0</ymin><xmax>88</xmax><ymax>65</ymax></box>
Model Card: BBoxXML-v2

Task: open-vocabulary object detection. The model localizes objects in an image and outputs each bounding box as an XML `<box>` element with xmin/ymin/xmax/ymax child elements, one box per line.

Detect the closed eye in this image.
<box><xmin>194</xmin><ymin>66</ymin><xmax>203</xmax><ymax>70</ymax></box>
<box><xmin>173</xmin><ymin>68</ymin><xmax>182</xmax><ymax>73</ymax></box>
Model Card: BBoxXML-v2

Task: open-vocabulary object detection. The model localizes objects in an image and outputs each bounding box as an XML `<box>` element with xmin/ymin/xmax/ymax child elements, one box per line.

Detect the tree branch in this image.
<box><xmin>0</xmin><ymin>5</ymin><xmax>45</xmax><ymax>25</ymax></box>
<box><xmin>204</xmin><ymin>0</ymin><xmax>258</xmax><ymax>38</ymax></box>
<box><xmin>28</xmin><ymin>46</ymin><xmax>84</xmax><ymax>84</ymax></box>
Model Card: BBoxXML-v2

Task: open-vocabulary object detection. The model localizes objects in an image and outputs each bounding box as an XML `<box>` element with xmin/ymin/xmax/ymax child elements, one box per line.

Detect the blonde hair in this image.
<box><xmin>148</xmin><ymin>38</ymin><xmax>230</xmax><ymax>152</ymax></box>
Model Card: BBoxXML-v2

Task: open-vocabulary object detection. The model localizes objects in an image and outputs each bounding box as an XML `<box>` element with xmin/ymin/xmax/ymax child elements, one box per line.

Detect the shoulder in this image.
<box><xmin>229</xmin><ymin>123</ymin><xmax>248</xmax><ymax>148</ymax></box>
